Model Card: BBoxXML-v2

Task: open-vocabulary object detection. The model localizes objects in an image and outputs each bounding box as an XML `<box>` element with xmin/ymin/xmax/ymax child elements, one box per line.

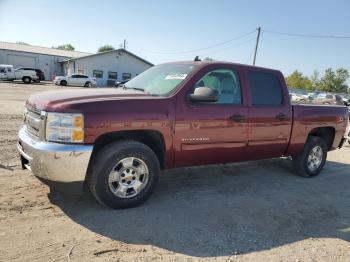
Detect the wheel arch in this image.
<box><xmin>22</xmin><ymin>76</ymin><xmax>31</xmax><ymax>82</ymax></box>
<box><xmin>86</xmin><ymin>130</ymin><xmax>166</xmax><ymax>182</ymax></box>
<box><xmin>308</xmin><ymin>126</ymin><xmax>335</xmax><ymax>150</ymax></box>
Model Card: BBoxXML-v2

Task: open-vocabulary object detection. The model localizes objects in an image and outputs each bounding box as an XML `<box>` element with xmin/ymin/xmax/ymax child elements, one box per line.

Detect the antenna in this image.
<box><xmin>194</xmin><ymin>56</ymin><xmax>201</xmax><ymax>61</ymax></box>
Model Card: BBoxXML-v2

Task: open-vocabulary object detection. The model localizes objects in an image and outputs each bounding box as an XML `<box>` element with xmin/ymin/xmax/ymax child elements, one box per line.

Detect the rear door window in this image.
<box><xmin>248</xmin><ymin>71</ymin><xmax>283</xmax><ymax>106</ymax></box>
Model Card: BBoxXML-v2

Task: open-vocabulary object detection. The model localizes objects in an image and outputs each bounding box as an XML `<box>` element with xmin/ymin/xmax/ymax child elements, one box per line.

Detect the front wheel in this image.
<box><xmin>89</xmin><ymin>140</ymin><xmax>160</xmax><ymax>209</ymax></box>
<box><xmin>292</xmin><ymin>136</ymin><xmax>328</xmax><ymax>177</ymax></box>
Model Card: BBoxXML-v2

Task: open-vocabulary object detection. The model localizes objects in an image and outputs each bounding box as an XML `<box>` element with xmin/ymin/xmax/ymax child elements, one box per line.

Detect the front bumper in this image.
<box><xmin>17</xmin><ymin>126</ymin><xmax>93</xmax><ymax>183</ymax></box>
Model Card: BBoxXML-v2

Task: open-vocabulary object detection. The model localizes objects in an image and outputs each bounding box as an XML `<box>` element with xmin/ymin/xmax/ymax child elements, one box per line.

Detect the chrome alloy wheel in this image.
<box><xmin>307</xmin><ymin>145</ymin><xmax>323</xmax><ymax>172</ymax></box>
<box><xmin>108</xmin><ymin>157</ymin><xmax>149</xmax><ymax>198</ymax></box>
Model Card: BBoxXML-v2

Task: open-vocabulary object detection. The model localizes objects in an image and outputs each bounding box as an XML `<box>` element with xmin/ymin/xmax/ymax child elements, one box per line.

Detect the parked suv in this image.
<box><xmin>16</xmin><ymin>67</ymin><xmax>45</xmax><ymax>81</ymax></box>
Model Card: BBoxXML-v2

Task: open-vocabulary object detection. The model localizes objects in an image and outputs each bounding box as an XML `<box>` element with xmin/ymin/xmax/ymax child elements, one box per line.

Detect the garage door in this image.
<box><xmin>7</xmin><ymin>54</ymin><xmax>36</xmax><ymax>68</ymax></box>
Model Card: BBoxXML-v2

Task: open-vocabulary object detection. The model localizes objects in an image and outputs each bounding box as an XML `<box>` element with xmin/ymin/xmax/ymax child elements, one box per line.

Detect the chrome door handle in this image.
<box><xmin>276</xmin><ymin>113</ymin><xmax>287</xmax><ymax>120</ymax></box>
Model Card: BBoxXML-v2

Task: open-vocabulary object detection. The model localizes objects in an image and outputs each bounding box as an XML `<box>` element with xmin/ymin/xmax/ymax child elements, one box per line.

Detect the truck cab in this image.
<box><xmin>0</xmin><ymin>64</ymin><xmax>15</xmax><ymax>80</ymax></box>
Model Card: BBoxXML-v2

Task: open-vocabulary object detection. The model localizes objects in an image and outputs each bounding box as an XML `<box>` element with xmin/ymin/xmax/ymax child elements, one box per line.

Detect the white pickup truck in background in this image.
<box><xmin>0</xmin><ymin>65</ymin><xmax>39</xmax><ymax>83</ymax></box>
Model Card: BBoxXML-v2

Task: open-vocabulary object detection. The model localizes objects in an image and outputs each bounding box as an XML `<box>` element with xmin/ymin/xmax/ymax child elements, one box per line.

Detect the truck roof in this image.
<box><xmin>163</xmin><ymin>60</ymin><xmax>282</xmax><ymax>74</ymax></box>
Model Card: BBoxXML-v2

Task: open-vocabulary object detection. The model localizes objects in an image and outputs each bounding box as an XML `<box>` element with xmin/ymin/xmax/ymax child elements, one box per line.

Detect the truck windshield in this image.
<box><xmin>123</xmin><ymin>64</ymin><xmax>197</xmax><ymax>96</ymax></box>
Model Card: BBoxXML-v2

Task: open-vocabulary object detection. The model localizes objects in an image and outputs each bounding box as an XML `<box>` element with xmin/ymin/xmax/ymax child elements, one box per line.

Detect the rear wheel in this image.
<box><xmin>22</xmin><ymin>76</ymin><xmax>31</xmax><ymax>84</ymax></box>
<box><xmin>89</xmin><ymin>140</ymin><xmax>160</xmax><ymax>209</ymax></box>
<box><xmin>60</xmin><ymin>80</ymin><xmax>67</xmax><ymax>86</ymax></box>
<box><xmin>84</xmin><ymin>81</ymin><xmax>92</xmax><ymax>88</ymax></box>
<box><xmin>292</xmin><ymin>136</ymin><xmax>328</xmax><ymax>177</ymax></box>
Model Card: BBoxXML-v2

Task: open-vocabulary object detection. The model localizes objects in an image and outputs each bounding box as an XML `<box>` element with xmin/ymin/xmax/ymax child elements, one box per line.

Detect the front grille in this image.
<box><xmin>24</xmin><ymin>107</ymin><xmax>45</xmax><ymax>139</ymax></box>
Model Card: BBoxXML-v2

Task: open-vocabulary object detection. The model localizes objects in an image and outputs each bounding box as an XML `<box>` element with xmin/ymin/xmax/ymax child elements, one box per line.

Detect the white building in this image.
<box><xmin>0</xmin><ymin>41</ymin><xmax>90</xmax><ymax>80</ymax></box>
<box><xmin>0</xmin><ymin>42</ymin><xmax>153</xmax><ymax>85</ymax></box>
<box><xmin>60</xmin><ymin>49</ymin><xmax>153</xmax><ymax>86</ymax></box>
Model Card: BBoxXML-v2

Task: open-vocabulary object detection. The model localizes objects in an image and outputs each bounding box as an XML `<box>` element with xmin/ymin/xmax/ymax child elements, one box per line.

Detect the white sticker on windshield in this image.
<box><xmin>165</xmin><ymin>74</ymin><xmax>187</xmax><ymax>80</ymax></box>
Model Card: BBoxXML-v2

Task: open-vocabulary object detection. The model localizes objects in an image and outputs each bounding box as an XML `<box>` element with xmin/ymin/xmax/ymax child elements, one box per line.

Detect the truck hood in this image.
<box><xmin>26</xmin><ymin>88</ymin><xmax>156</xmax><ymax>112</ymax></box>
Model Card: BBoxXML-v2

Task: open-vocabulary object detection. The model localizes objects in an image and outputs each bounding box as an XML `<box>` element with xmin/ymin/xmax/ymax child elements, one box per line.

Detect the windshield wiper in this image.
<box><xmin>124</xmin><ymin>86</ymin><xmax>145</xmax><ymax>92</ymax></box>
<box><xmin>117</xmin><ymin>85</ymin><xmax>157</xmax><ymax>95</ymax></box>
<box><xmin>122</xmin><ymin>86</ymin><xmax>149</xmax><ymax>93</ymax></box>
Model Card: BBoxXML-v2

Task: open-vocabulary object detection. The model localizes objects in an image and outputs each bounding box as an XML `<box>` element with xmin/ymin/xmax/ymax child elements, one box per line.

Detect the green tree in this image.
<box><xmin>310</xmin><ymin>70</ymin><xmax>320</xmax><ymax>90</ymax></box>
<box><xmin>54</xmin><ymin>44</ymin><xmax>75</xmax><ymax>51</ymax></box>
<box><xmin>97</xmin><ymin>45</ymin><xmax>115</xmax><ymax>53</ymax></box>
<box><xmin>285</xmin><ymin>70</ymin><xmax>313</xmax><ymax>90</ymax></box>
<box><xmin>317</xmin><ymin>68</ymin><xmax>349</xmax><ymax>93</ymax></box>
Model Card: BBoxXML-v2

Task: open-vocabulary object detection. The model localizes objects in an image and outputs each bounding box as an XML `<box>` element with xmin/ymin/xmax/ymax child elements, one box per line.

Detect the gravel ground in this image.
<box><xmin>0</xmin><ymin>81</ymin><xmax>349</xmax><ymax>261</ymax></box>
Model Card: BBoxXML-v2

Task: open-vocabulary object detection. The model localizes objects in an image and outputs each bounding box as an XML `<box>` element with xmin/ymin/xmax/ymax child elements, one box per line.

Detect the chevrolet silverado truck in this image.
<box><xmin>17</xmin><ymin>61</ymin><xmax>349</xmax><ymax>209</ymax></box>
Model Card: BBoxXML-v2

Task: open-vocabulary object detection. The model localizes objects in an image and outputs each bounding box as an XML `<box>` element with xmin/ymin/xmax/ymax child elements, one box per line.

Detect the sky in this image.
<box><xmin>0</xmin><ymin>0</ymin><xmax>349</xmax><ymax>79</ymax></box>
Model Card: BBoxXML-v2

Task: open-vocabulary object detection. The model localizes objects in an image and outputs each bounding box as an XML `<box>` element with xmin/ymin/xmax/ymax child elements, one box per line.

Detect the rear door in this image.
<box><xmin>245</xmin><ymin>69</ymin><xmax>292</xmax><ymax>159</ymax></box>
<box><xmin>80</xmin><ymin>75</ymin><xmax>89</xmax><ymax>86</ymax></box>
<box><xmin>69</xmin><ymin>75</ymin><xmax>79</xmax><ymax>85</ymax></box>
<box><xmin>174</xmin><ymin>65</ymin><xmax>249</xmax><ymax>167</ymax></box>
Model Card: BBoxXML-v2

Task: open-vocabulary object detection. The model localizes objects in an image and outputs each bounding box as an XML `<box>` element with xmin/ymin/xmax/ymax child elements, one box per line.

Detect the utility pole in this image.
<box><xmin>123</xmin><ymin>39</ymin><xmax>127</xmax><ymax>49</ymax></box>
<box><xmin>253</xmin><ymin>27</ymin><xmax>261</xmax><ymax>66</ymax></box>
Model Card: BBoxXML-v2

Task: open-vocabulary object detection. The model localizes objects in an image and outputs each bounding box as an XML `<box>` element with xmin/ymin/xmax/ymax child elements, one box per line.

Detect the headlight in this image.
<box><xmin>46</xmin><ymin>112</ymin><xmax>84</xmax><ymax>143</ymax></box>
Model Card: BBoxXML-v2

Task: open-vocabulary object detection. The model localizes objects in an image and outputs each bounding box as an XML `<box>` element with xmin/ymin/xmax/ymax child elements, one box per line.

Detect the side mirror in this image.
<box><xmin>188</xmin><ymin>87</ymin><xmax>218</xmax><ymax>103</ymax></box>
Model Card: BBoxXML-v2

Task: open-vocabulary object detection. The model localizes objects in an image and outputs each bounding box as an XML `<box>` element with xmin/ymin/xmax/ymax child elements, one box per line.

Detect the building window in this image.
<box><xmin>122</xmin><ymin>73</ymin><xmax>131</xmax><ymax>81</ymax></box>
<box><xmin>93</xmin><ymin>70</ymin><xmax>103</xmax><ymax>78</ymax></box>
<box><xmin>108</xmin><ymin>71</ymin><xmax>117</xmax><ymax>79</ymax></box>
<box><xmin>77</xmin><ymin>69</ymin><xmax>85</xmax><ymax>75</ymax></box>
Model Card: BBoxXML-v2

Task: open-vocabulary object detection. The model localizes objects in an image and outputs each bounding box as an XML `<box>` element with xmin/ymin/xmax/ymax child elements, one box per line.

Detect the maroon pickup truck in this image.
<box><xmin>18</xmin><ymin>61</ymin><xmax>348</xmax><ymax>208</ymax></box>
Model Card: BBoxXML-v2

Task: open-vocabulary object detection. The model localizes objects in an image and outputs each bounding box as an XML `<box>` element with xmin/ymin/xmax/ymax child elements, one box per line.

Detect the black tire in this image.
<box><xmin>89</xmin><ymin>140</ymin><xmax>160</xmax><ymax>209</ymax></box>
<box><xmin>60</xmin><ymin>80</ymin><xmax>67</xmax><ymax>86</ymax></box>
<box><xmin>292</xmin><ymin>136</ymin><xmax>328</xmax><ymax>177</ymax></box>
<box><xmin>22</xmin><ymin>76</ymin><xmax>31</xmax><ymax>84</ymax></box>
<box><xmin>84</xmin><ymin>81</ymin><xmax>92</xmax><ymax>88</ymax></box>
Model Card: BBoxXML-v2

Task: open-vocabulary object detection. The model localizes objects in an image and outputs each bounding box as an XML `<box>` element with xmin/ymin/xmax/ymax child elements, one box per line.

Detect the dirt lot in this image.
<box><xmin>0</xmin><ymin>81</ymin><xmax>350</xmax><ymax>261</ymax></box>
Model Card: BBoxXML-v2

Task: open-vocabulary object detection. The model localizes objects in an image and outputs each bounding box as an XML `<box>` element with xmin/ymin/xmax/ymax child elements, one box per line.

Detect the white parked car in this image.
<box><xmin>54</xmin><ymin>74</ymin><xmax>96</xmax><ymax>87</ymax></box>
<box><xmin>0</xmin><ymin>64</ymin><xmax>39</xmax><ymax>83</ymax></box>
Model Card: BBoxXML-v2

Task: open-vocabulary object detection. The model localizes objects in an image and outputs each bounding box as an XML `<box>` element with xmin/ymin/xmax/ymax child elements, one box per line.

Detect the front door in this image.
<box><xmin>245</xmin><ymin>69</ymin><xmax>292</xmax><ymax>160</ymax></box>
<box><xmin>0</xmin><ymin>66</ymin><xmax>8</xmax><ymax>80</ymax></box>
<box><xmin>174</xmin><ymin>67</ymin><xmax>249</xmax><ymax>167</ymax></box>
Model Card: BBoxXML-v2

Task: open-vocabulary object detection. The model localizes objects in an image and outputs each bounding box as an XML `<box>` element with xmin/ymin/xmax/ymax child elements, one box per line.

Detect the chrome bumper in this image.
<box><xmin>17</xmin><ymin>126</ymin><xmax>93</xmax><ymax>183</ymax></box>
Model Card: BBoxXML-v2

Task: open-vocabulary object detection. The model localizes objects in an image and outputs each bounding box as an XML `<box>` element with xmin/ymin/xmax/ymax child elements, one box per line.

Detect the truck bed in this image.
<box><xmin>285</xmin><ymin>104</ymin><xmax>348</xmax><ymax>156</ymax></box>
